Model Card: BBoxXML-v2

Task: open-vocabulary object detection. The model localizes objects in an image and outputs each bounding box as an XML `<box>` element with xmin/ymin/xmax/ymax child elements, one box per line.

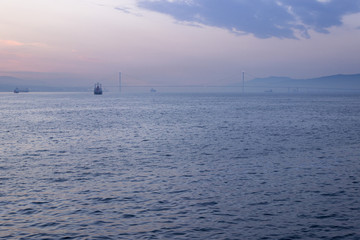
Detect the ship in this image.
<box><xmin>94</xmin><ymin>83</ymin><xmax>103</xmax><ymax>95</ymax></box>
<box><xmin>14</xmin><ymin>87</ymin><xmax>29</xmax><ymax>93</ymax></box>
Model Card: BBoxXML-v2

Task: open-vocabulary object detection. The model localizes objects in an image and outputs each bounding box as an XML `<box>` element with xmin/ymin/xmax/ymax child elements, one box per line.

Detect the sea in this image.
<box><xmin>1</xmin><ymin>92</ymin><xmax>359</xmax><ymax>240</ymax></box>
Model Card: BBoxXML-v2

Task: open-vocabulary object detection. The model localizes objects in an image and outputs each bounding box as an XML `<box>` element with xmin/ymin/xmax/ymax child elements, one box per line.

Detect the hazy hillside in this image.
<box><xmin>0</xmin><ymin>76</ymin><xmax>88</xmax><ymax>92</ymax></box>
<box><xmin>246</xmin><ymin>74</ymin><xmax>360</xmax><ymax>92</ymax></box>
<box><xmin>2</xmin><ymin>73</ymin><xmax>360</xmax><ymax>92</ymax></box>
<box><xmin>0</xmin><ymin>76</ymin><xmax>30</xmax><ymax>92</ymax></box>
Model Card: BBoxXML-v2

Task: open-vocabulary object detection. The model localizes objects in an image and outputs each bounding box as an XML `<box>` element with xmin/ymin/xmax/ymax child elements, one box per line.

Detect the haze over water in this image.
<box><xmin>1</xmin><ymin>92</ymin><xmax>360</xmax><ymax>239</ymax></box>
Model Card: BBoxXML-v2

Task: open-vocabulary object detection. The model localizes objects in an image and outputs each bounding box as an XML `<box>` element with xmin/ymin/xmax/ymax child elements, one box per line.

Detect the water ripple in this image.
<box><xmin>1</xmin><ymin>93</ymin><xmax>360</xmax><ymax>239</ymax></box>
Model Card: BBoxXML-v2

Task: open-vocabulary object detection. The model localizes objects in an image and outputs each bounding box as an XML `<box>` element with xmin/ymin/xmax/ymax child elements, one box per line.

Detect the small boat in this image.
<box><xmin>150</xmin><ymin>88</ymin><xmax>157</xmax><ymax>93</ymax></box>
<box><xmin>14</xmin><ymin>87</ymin><xmax>20</xmax><ymax>93</ymax></box>
<box><xmin>94</xmin><ymin>83</ymin><xmax>103</xmax><ymax>95</ymax></box>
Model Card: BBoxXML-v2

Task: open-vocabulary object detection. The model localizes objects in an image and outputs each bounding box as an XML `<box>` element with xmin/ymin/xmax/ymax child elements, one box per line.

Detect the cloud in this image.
<box><xmin>137</xmin><ymin>0</ymin><xmax>360</xmax><ymax>38</ymax></box>
<box><xmin>0</xmin><ymin>39</ymin><xmax>25</xmax><ymax>47</ymax></box>
<box><xmin>0</xmin><ymin>39</ymin><xmax>48</xmax><ymax>48</ymax></box>
<box><xmin>114</xmin><ymin>6</ymin><xmax>143</xmax><ymax>17</ymax></box>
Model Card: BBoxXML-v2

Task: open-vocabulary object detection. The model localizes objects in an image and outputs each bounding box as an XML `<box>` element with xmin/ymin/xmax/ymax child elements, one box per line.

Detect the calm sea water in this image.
<box><xmin>1</xmin><ymin>92</ymin><xmax>360</xmax><ymax>240</ymax></box>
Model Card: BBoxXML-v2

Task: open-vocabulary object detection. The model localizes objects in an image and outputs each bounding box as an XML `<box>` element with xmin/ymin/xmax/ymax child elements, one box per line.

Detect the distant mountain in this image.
<box><xmin>0</xmin><ymin>75</ymin><xmax>88</xmax><ymax>92</ymax></box>
<box><xmin>2</xmin><ymin>73</ymin><xmax>360</xmax><ymax>92</ymax></box>
<box><xmin>0</xmin><ymin>76</ymin><xmax>25</xmax><ymax>84</ymax></box>
<box><xmin>0</xmin><ymin>76</ymin><xmax>30</xmax><ymax>91</ymax></box>
<box><xmin>305</xmin><ymin>74</ymin><xmax>360</xmax><ymax>88</ymax></box>
<box><xmin>246</xmin><ymin>74</ymin><xmax>360</xmax><ymax>92</ymax></box>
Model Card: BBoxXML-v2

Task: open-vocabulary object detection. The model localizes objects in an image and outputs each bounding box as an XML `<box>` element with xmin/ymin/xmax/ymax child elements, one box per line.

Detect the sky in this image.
<box><xmin>0</xmin><ymin>0</ymin><xmax>360</xmax><ymax>87</ymax></box>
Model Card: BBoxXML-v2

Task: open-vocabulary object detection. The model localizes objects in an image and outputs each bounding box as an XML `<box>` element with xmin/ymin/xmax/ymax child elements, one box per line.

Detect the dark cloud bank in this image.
<box><xmin>137</xmin><ymin>0</ymin><xmax>360</xmax><ymax>38</ymax></box>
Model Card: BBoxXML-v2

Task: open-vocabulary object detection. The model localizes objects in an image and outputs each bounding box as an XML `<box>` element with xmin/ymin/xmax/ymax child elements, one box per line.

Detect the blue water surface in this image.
<box><xmin>1</xmin><ymin>92</ymin><xmax>359</xmax><ymax>239</ymax></box>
